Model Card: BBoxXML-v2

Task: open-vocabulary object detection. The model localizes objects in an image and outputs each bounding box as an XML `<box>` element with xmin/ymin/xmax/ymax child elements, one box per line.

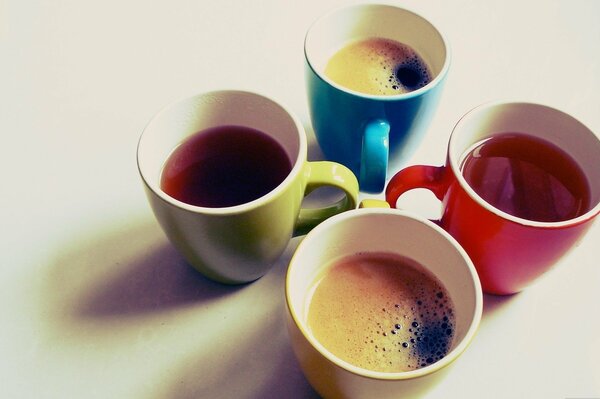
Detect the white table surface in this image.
<box><xmin>2</xmin><ymin>1</ymin><xmax>599</xmax><ymax>398</ymax></box>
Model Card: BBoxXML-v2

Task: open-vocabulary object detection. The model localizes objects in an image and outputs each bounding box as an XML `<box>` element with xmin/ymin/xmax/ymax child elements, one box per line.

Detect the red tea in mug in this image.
<box><xmin>160</xmin><ymin>125</ymin><xmax>292</xmax><ymax>208</ymax></box>
<box><xmin>459</xmin><ymin>132</ymin><xmax>591</xmax><ymax>222</ymax></box>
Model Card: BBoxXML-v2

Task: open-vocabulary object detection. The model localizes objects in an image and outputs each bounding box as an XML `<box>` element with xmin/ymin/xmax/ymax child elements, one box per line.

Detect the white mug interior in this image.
<box><xmin>137</xmin><ymin>90</ymin><xmax>305</xmax><ymax>212</ymax></box>
<box><xmin>305</xmin><ymin>3</ymin><xmax>449</xmax><ymax>97</ymax></box>
<box><xmin>448</xmin><ymin>101</ymin><xmax>600</xmax><ymax>227</ymax></box>
<box><xmin>286</xmin><ymin>208</ymin><xmax>482</xmax><ymax>380</ymax></box>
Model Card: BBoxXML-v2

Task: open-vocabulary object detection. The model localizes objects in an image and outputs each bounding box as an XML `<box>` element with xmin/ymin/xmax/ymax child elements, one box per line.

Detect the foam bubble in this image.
<box><xmin>325</xmin><ymin>37</ymin><xmax>433</xmax><ymax>96</ymax></box>
<box><xmin>307</xmin><ymin>252</ymin><xmax>456</xmax><ymax>372</ymax></box>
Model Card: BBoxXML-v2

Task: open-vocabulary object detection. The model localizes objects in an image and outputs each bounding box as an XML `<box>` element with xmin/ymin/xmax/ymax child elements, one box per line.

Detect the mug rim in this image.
<box><xmin>304</xmin><ymin>2</ymin><xmax>451</xmax><ymax>102</ymax></box>
<box><xmin>448</xmin><ymin>100</ymin><xmax>600</xmax><ymax>228</ymax></box>
<box><xmin>285</xmin><ymin>207</ymin><xmax>483</xmax><ymax>381</ymax></box>
<box><xmin>136</xmin><ymin>89</ymin><xmax>308</xmax><ymax>215</ymax></box>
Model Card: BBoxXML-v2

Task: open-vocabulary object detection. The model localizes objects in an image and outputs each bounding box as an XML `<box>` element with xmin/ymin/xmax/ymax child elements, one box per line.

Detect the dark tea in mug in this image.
<box><xmin>160</xmin><ymin>125</ymin><xmax>292</xmax><ymax>208</ymax></box>
<box><xmin>460</xmin><ymin>132</ymin><xmax>591</xmax><ymax>222</ymax></box>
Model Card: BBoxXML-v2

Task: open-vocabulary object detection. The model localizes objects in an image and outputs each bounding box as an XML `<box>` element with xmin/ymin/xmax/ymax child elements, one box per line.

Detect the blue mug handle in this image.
<box><xmin>359</xmin><ymin>119</ymin><xmax>390</xmax><ymax>192</ymax></box>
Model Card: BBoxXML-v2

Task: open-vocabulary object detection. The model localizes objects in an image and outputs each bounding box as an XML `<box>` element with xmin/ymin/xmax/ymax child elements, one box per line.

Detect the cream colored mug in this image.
<box><xmin>286</xmin><ymin>208</ymin><xmax>482</xmax><ymax>399</ymax></box>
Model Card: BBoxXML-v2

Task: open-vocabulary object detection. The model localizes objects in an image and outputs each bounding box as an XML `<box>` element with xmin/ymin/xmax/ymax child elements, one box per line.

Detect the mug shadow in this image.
<box><xmin>44</xmin><ymin>218</ymin><xmax>244</xmax><ymax>322</ymax></box>
<box><xmin>76</xmin><ymin>244</ymin><xmax>243</xmax><ymax>319</ymax></box>
<box><xmin>304</xmin><ymin>121</ymin><xmax>324</xmax><ymax>162</ymax></box>
<box><xmin>146</xmin><ymin>237</ymin><xmax>321</xmax><ymax>399</ymax></box>
<box><xmin>149</xmin><ymin>305</ymin><xmax>321</xmax><ymax>399</ymax></box>
<box><xmin>41</xmin><ymin>217</ymin><xmax>320</xmax><ymax>398</ymax></box>
<box><xmin>303</xmin><ymin>121</ymin><xmax>354</xmax><ymax>208</ymax></box>
<box><xmin>482</xmin><ymin>292</ymin><xmax>519</xmax><ymax>318</ymax></box>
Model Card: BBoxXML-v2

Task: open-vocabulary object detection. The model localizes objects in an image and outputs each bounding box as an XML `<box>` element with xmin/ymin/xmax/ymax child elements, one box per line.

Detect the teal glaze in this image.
<box><xmin>360</xmin><ymin>119</ymin><xmax>390</xmax><ymax>193</ymax></box>
<box><xmin>306</xmin><ymin>58</ymin><xmax>448</xmax><ymax>193</ymax></box>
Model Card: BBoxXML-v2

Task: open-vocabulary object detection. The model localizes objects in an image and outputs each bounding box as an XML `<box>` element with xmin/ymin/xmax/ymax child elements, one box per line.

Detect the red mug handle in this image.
<box><xmin>385</xmin><ymin>165</ymin><xmax>453</xmax><ymax>223</ymax></box>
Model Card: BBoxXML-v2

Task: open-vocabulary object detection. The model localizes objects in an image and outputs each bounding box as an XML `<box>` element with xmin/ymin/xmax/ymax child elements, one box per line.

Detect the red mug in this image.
<box><xmin>385</xmin><ymin>101</ymin><xmax>600</xmax><ymax>295</ymax></box>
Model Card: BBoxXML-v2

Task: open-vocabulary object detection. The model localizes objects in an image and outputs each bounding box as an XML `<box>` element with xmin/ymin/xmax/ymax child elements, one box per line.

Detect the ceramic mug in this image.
<box><xmin>137</xmin><ymin>90</ymin><xmax>359</xmax><ymax>284</ymax></box>
<box><xmin>305</xmin><ymin>3</ymin><xmax>450</xmax><ymax>192</ymax></box>
<box><xmin>385</xmin><ymin>101</ymin><xmax>600</xmax><ymax>294</ymax></box>
<box><xmin>286</xmin><ymin>208</ymin><xmax>482</xmax><ymax>399</ymax></box>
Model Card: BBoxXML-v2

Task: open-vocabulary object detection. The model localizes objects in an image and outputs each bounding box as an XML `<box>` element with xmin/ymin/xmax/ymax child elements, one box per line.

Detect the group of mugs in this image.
<box><xmin>136</xmin><ymin>4</ymin><xmax>600</xmax><ymax>399</ymax></box>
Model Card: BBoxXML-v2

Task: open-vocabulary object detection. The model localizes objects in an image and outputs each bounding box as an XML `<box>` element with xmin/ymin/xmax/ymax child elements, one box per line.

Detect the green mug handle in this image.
<box><xmin>359</xmin><ymin>199</ymin><xmax>391</xmax><ymax>209</ymax></box>
<box><xmin>294</xmin><ymin>161</ymin><xmax>359</xmax><ymax>236</ymax></box>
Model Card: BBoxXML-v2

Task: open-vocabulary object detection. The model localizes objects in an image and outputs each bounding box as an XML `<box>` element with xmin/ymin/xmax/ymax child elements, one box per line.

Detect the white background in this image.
<box><xmin>1</xmin><ymin>1</ymin><xmax>599</xmax><ymax>398</ymax></box>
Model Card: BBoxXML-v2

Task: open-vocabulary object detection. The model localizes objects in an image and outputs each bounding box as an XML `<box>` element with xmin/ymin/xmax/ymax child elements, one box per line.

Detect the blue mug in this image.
<box><xmin>305</xmin><ymin>4</ymin><xmax>450</xmax><ymax>192</ymax></box>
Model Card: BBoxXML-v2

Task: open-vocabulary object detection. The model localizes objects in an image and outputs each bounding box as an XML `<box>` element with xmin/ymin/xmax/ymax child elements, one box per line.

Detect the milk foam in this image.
<box><xmin>324</xmin><ymin>37</ymin><xmax>432</xmax><ymax>96</ymax></box>
<box><xmin>307</xmin><ymin>252</ymin><xmax>455</xmax><ymax>372</ymax></box>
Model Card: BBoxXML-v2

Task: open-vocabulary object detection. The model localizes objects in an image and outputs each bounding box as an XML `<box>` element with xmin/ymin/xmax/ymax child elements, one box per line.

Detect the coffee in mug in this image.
<box><xmin>305</xmin><ymin>4</ymin><xmax>450</xmax><ymax>192</ymax></box>
<box><xmin>307</xmin><ymin>251</ymin><xmax>455</xmax><ymax>372</ymax></box>
<box><xmin>325</xmin><ymin>37</ymin><xmax>432</xmax><ymax>96</ymax></box>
